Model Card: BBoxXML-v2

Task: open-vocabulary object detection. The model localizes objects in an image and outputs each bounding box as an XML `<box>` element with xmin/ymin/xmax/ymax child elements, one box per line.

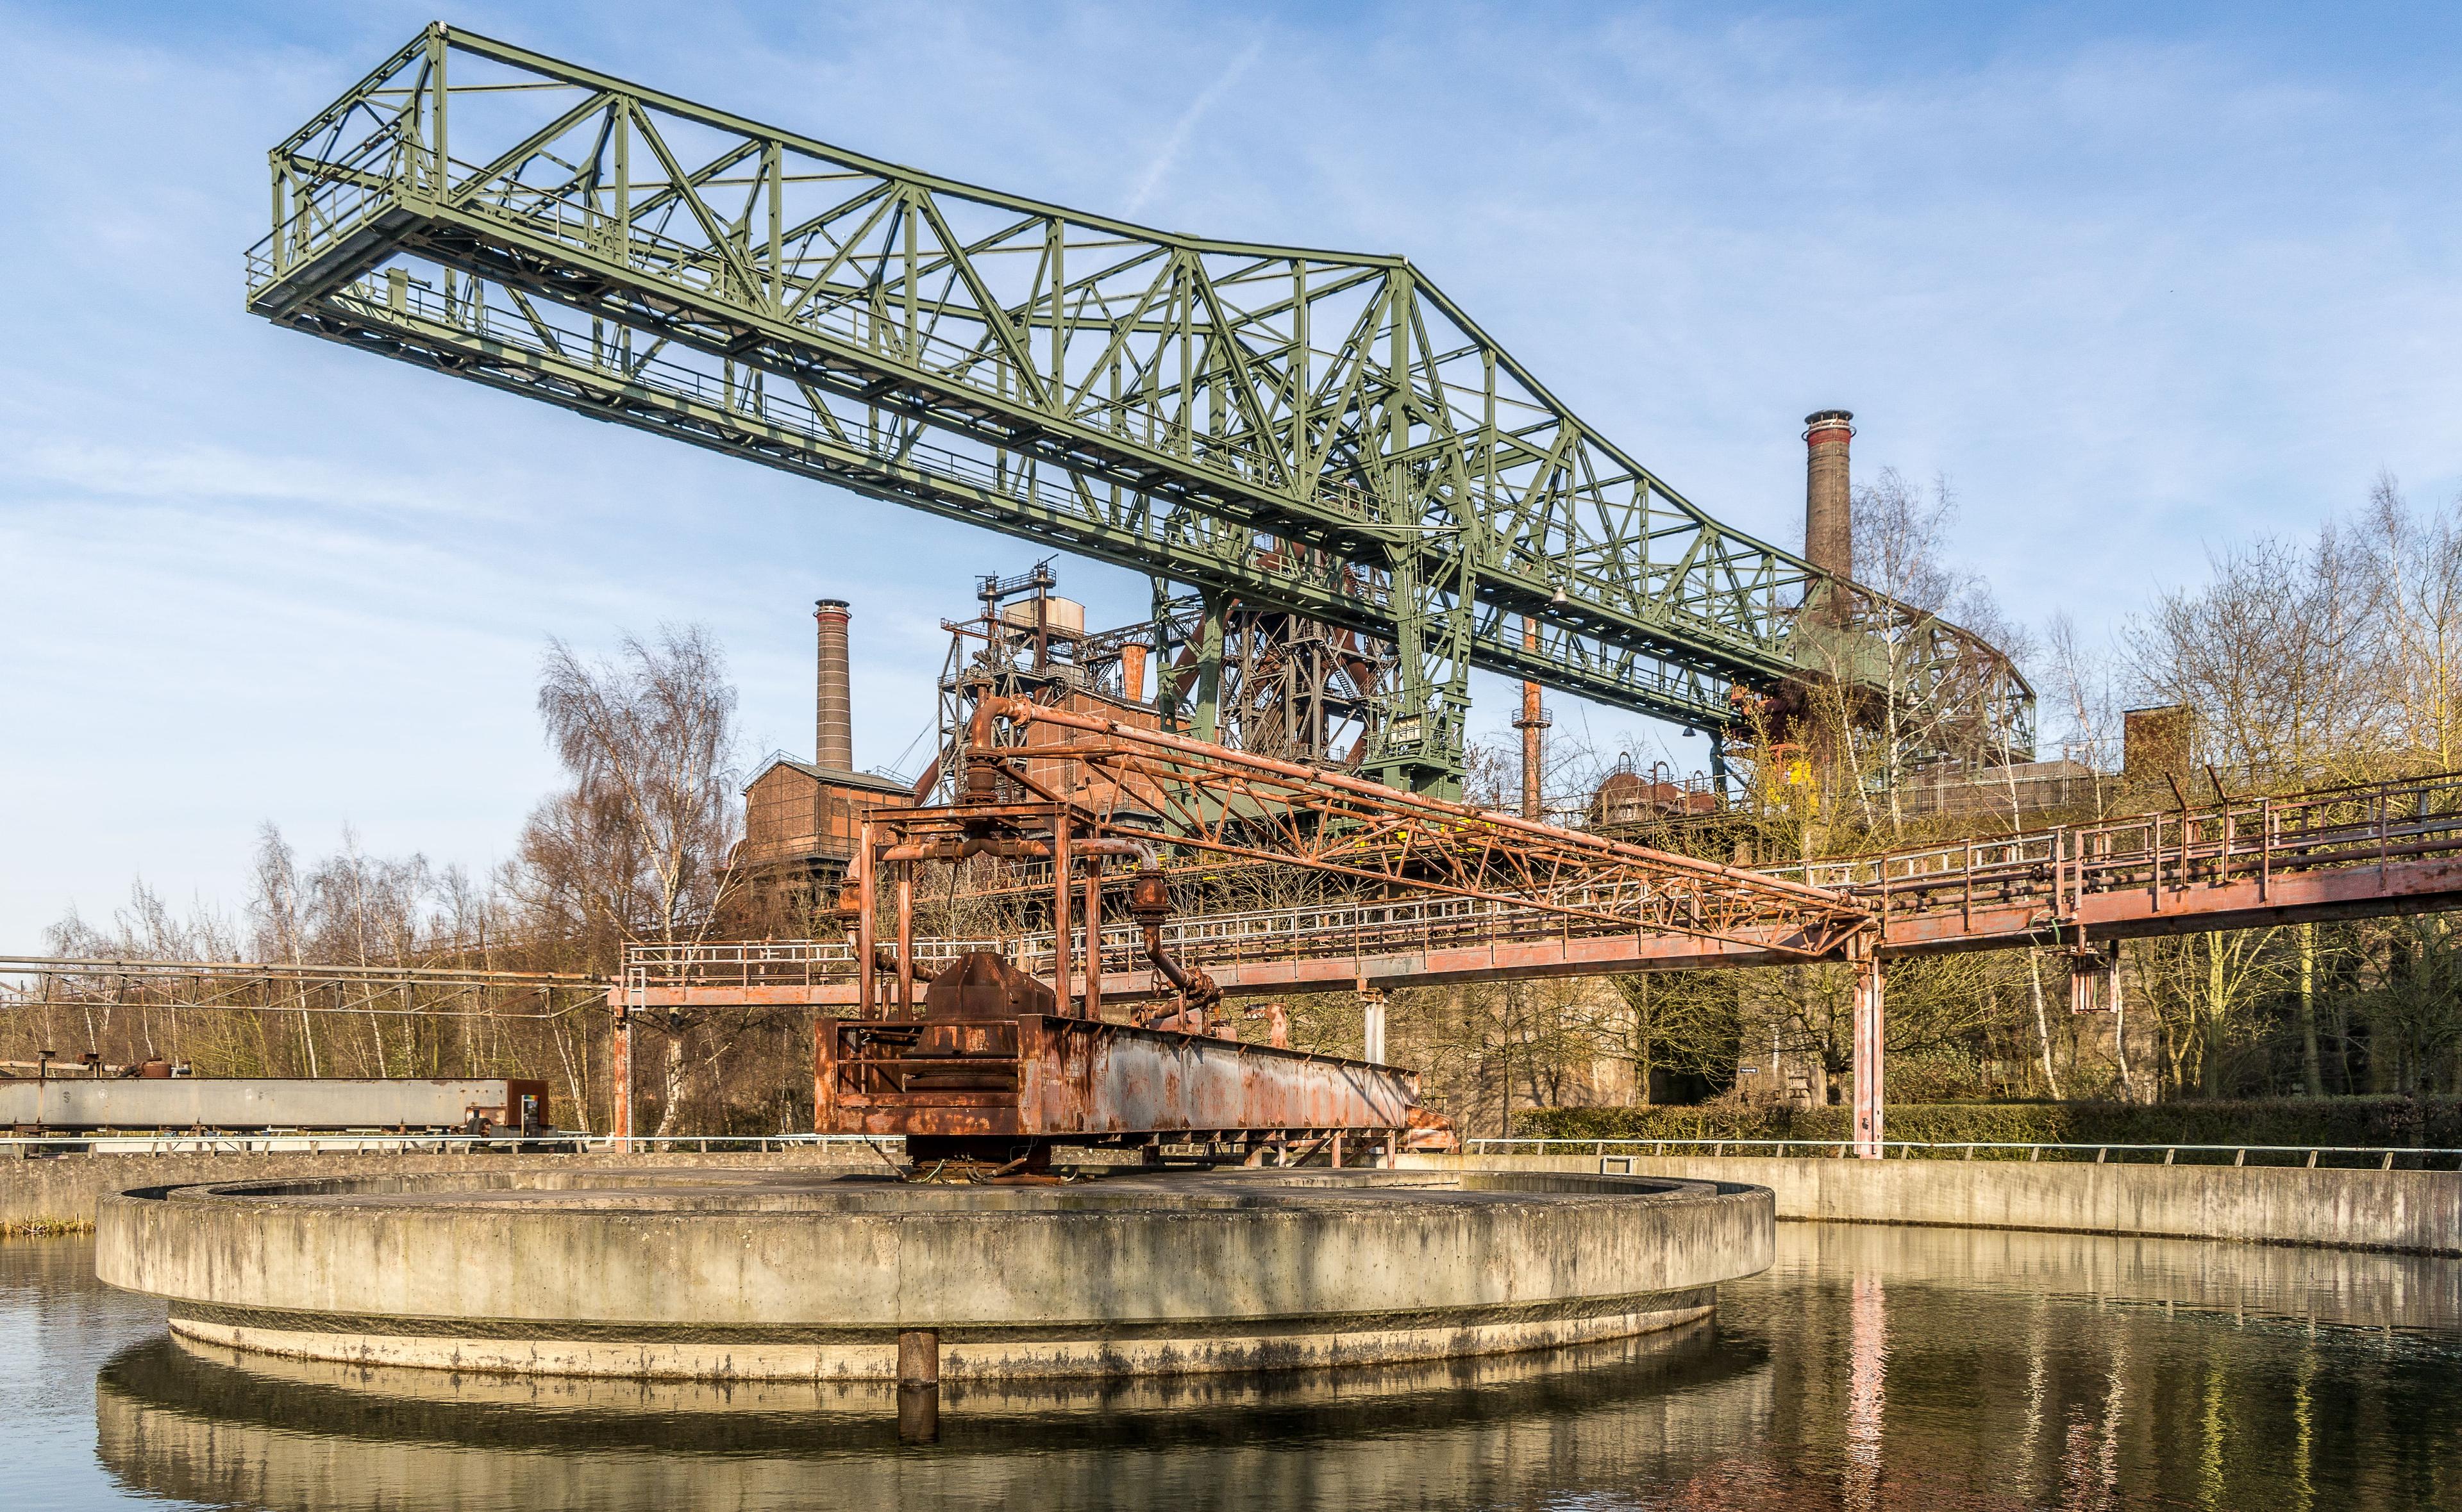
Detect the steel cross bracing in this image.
<box><xmin>246</xmin><ymin>24</ymin><xmax>2034</xmax><ymax>794</ymax></box>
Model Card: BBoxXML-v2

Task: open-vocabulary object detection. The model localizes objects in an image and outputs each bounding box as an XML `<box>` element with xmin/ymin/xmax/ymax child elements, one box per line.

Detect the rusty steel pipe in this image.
<box><xmin>875</xmin><ymin>834</ymin><xmax>1153</xmax><ymax>865</ymax></box>
<box><xmin>1084</xmin><ymin>860</ymin><xmax>1104</xmax><ymax>1020</ymax></box>
<box><xmin>855</xmin><ymin>820</ymin><xmax>878</xmax><ymax>1018</ymax></box>
<box><xmin>1051</xmin><ymin>814</ymin><xmax>1073</xmax><ymax>1018</ymax></box>
<box><xmin>896</xmin><ymin>861</ymin><xmax>916</xmax><ymax>1017</ymax></box>
<box><xmin>1142</xmin><ymin>921</ymin><xmax>1220</xmax><ymax>1014</ymax></box>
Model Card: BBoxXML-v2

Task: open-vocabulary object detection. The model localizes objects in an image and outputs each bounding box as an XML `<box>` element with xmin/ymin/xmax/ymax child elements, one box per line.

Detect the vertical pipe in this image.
<box><xmin>1083</xmin><ymin>861</ymin><xmax>1103</xmax><ymax>1020</ymax></box>
<box><xmin>814</xmin><ymin>599</ymin><xmax>853</xmax><ymax>771</ymax></box>
<box><xmin>1362</xmin><ymin>989</ymin><xmax>1387</xmax><ymax>1064</ymax></box>
<box><xmin>894</xmin><ymin>861</ymin><xmax>916</xmax><ymax>1018</ymax></box>
<box><xmin>812</xmin><ymin>1008</ymin><xmax>830</xmax><ymax>1136</ymax></box>
<box><xmin>1803</xmin><ymin>410</ymin><xmax>1855</xmax><ymax>626</ymax></box>
<box><xmin>1515</xmin><ymin>615</ymin><xmax>1546</xmax><ymax>821</ymax></box>
<box><xmin>1051</xmin><ymin>815</ymin><xmax>1073</xmax><ymax>1013</ymax></box>
<box><xmin>1852</xmin><ymin>956</ymin><xmax>1885</xmax><ymax>1158</ymax></box>
<box><xmin>855</xmin><ymin>823</ymin><xmax>877</xmax><ymax>1020</ymax></box>
<box><xmin>610</xmin><ymin>1004</ymin><xmax>632</xmax><ymax>1152</ymax></box>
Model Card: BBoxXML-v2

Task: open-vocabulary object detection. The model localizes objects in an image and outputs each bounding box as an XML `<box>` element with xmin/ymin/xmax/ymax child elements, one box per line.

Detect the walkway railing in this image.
<box><xmin>0</xmin><ymin>1133</ymin><xmax>890</xmax><ymax>1157</ymax></box>
<box><xmin>1466</xmin><ymin>1136</ymin><xmax>2462</xmax><ymax>1171</ymax></box>
<box><xmin>628</xmin><ymin>769</ymin><xmax>2462</xmax><ymax>993</ymax></box>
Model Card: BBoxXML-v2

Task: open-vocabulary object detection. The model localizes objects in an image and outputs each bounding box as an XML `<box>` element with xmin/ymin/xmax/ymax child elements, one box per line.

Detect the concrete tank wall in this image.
<box><xmin>1409</xmin><ymin>1153</ymin><xmax>2461</xmax><ymax>1256</ymax></box>
<box><xmin>94</xmin><ymin>1169</ymin><xmax>1775</xmax><ymax>1380</ymax></box>
<box><xmin>0</xmin><ymin>1147</ymin><xmax>882</xmax><ymax>1234</ymax></box>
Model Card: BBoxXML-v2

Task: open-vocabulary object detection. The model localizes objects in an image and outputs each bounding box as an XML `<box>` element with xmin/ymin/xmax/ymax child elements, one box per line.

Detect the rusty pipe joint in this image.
<box><xmin>962</xmin><ymin>694</ymin><xmax>1027</xmax><ymax>804</ymax></box>
<box><xmin>1127</xmin><ymin>863</ymin><xmax>1172</xmax><ymax>927</ymax></box>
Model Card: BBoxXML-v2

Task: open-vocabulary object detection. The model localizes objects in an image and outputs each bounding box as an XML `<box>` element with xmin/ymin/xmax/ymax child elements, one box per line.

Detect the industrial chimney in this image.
<box><xmin>814</xmin><ymin>598</ymin><xmax>853</xmax><ymax>772</ymax></box>
<box><xmin>1803</xmin><ymin>410</ymin><xmax>1854</xmax><ymax>585</ymax></box>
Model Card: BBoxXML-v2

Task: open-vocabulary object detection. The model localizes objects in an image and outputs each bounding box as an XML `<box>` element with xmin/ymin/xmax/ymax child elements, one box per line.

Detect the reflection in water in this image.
<box><xmin>1844</xmin><ymin>1271</ymin><xmax>1884</xmax><ymax>1511</ymax></box>
<box><xmin>8</xmin><ymin>1222</ymin><xmax>2458</xmax><ymax>1511</ymax></box>
<box><xmin>94</xmin><ymin>1325</ymin><xmax>1768</xmax><ymax>1511</ymax></box>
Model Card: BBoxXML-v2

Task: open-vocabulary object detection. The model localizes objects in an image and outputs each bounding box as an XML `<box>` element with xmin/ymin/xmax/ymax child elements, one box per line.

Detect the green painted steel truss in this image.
<box><xmin>246</xmin><ymin>23</ymin><xmax>2033</xmax><ymax>793</ymax></box>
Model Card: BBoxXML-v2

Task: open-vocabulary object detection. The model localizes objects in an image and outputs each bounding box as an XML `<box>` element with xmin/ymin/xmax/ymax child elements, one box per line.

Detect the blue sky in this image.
<box><xmin>4</xmin><ymin>1</ymin><xmax>2459</xmax><ymax>944</ymax></box>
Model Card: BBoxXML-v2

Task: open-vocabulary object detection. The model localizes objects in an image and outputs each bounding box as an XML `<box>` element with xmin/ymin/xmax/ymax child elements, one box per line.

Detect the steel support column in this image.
<box><xmin>1361</xmin><ymin>986</ymin><xmax>1387</xmax><ymax>1064</ymax></box>
<box><xmin>611</xmin><ymin>1004</ymin><xmax>633</xmax><ymax>1152</ymax></box>
<box><xmin>1852</xmin><ymin>956</ymin><xmax>1884</xmax><ymax>1158</ymax></box>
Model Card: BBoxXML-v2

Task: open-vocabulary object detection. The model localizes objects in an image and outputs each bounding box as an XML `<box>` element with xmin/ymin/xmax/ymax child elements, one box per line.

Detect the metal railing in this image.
<box><xmin>1</xmin><ymin>1132</ymin><xmax>891</xmax><ymax>1157</ymax></box>
<box><xmin>628</xmin><ymin>769</ymin><xmax>2462</xmax><ymax>994</ymax></box>
<box><xmin>1466</xmin><ymin>1136</ymin><xmax>2462</xmax><ymax>1171</ymax></box>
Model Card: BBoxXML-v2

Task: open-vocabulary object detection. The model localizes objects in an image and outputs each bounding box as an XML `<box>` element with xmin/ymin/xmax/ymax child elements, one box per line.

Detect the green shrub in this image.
<box><xmin>1511</xmin><ymin>1097</ymin><xmax>2462</xmax><ymax>1150</ymax></box>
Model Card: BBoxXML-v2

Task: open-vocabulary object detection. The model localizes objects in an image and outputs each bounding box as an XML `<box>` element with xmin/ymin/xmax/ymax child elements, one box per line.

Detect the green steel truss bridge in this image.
<box><xmin>246</xmin><ymin>23</ymin><xmax>2033</xmax><ymax>793</ymax></box>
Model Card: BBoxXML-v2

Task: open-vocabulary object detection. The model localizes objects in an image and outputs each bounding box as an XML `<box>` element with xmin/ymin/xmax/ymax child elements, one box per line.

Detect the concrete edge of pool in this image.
<box><xmin>93</xmin><ymin>1168</ymin><xmax>1775</xmax><ymax>1381</ymax></box>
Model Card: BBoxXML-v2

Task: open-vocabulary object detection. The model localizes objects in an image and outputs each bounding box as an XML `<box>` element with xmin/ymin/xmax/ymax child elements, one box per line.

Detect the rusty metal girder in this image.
<box><xmin>958</xmin><ymin>698</ymin><xmax>1869</xmax><ymax>959</ymax></box>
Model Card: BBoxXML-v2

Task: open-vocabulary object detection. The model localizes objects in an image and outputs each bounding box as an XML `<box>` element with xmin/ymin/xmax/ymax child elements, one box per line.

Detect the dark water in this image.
<box><xmin>6</xmin><ymin>1224</ymin><xmax>2458</xmax><ymax>1511</ymax></box>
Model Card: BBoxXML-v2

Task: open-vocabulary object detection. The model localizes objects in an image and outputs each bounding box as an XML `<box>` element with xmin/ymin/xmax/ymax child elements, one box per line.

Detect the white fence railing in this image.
<box><xmin>1465</xmin><ymin>1137</ymin><xmax>2462</xmax><ymax>1170</ymax></box>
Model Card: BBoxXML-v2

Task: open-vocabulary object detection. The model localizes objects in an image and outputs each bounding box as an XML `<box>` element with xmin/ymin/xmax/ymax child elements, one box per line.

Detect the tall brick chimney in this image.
<box><xmin>814</xmin><ymin>598</ymin><xmax>853</xmax><ymax>772</ymax></box>
<box><xmin>1803</xmin><ymin>410</ymin><xmax>1854</xmax><ymax>625</ymax></box>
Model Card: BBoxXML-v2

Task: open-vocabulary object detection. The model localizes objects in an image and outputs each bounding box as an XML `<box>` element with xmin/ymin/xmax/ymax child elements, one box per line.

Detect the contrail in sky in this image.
<box><xmin>1125</xmin><ymin>35</ymin><xmax>1265</xmax><ymax>216</ymax></box>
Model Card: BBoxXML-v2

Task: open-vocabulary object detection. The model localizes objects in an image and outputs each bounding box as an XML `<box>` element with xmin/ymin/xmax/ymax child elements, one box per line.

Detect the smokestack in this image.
<box><xmin>1513</xmin><ymin>615</ymin><xmax>1550</xmax><ymax>821</ymax></box>
<box><xmin>1119</xmin><ymin>642</ymin><xmax>1149</xmax><ymax>704</ymax></box>
<box><xmin>1803</xmin><ymin>410</ymin><xmax>1854</xmax><ymax>588</ymax></box>
<box><xmin>814</xmin><ymin>598</ymin><xmax>852</xmax><ymax>772</ymax></box>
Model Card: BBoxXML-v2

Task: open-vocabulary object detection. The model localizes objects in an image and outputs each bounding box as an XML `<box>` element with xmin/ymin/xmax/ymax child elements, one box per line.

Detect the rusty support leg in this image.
<box><xmin>857</xmin><ymin>822</ymin><xmax>877</xmax><ymax>1020</ymax></box>
<box><xmin>896</xmin><ymin>1328</ymin><xmax>939</xmax><ymax>1445</ymax></box>
<box><xmin>1330</xmin><ymin>1131</ymin><xmax>1344</xmax><ymax>1169</ymax></box>
<box><xmin>896</xmin><ymin>860</ymin><xmax>916</xmax><ymax>1018</ymax></box>
<box><xmin>897</xmin><ymin>1327</ymin><xmax>939</xmax><ymax>1384</ymax></box>
<box><xmin>1361</xmin><ymin>987</ymin><xmax>1387</xmax><ymax>1063</ymax></box>
<box><xmin>811</xmin><ymin>1009</ymin><xmax>828</xmax><ymax>1136</ymax></box>
<box><xmin>610</xmin><ymin>1004</ymin><xmax>633</xmax><ymax>1152</ymax></box>
<box><xmin>1083</xmin><ymin>859</ymin><xmax>1103</xmax><ymax>1020</ymax></box>
<box><xmin>1052</xmin><ymin>815</ymin><xmax>1074</xmax><ymax>1013</ymax></box>
<box><xmin>1852</xmin><ymin>956</ymin><xmax>1885</xmax><ymax>1159</ymax></box>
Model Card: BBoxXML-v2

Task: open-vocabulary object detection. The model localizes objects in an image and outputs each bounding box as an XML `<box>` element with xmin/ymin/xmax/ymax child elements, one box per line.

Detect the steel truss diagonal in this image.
<box><xmin>966</xmin><ymin>699</ymin><xmax>1870</xmax><ymax>959</ymax></box>
<box><xmin>246</xmin><ymin>23</ymin><xmax>2034</xmax><ymax>793</ymax></box>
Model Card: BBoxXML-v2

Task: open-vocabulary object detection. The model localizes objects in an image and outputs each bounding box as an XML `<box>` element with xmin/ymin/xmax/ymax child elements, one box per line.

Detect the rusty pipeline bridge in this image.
<box><xmin>620</xmin><ymin>706</ymin><xmax>2462</xmax><ymax>1158</ymax></box>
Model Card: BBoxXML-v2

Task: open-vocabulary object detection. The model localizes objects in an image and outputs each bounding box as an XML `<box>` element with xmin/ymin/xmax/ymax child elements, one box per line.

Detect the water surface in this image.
<box><xmin>6</xmin><ymin>1223</ymin><xmax>2456</xmax><ymax>1509</ymax></box>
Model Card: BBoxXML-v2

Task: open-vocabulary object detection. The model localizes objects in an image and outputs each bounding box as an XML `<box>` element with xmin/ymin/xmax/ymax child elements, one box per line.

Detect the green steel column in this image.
<box><xmin>1150</xmin><ymin>576</ymin><xmax>1183</xmax><ymax>733</ymax></box>
<box><xmin>1192</xmin><ymin>588</ymin><xmax>1226</xmax><ymax>745</ymax></box>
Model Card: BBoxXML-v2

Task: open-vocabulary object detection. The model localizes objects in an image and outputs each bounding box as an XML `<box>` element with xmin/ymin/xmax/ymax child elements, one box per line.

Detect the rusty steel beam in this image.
<box><xmin>962</xmin><ymin>697</ymin><xmax>1870</xmax><ymax>958</ymax></box>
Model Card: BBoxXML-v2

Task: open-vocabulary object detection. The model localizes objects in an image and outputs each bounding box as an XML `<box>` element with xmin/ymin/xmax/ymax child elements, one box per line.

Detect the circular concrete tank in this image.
<box><xmin>97</xmin><ymin>1168</ymin><xmax>1773</xmax><ymax>1381</ymax></box>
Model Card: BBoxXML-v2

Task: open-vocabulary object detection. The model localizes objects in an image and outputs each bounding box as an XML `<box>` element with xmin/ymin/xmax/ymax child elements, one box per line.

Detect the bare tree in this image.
<box><xmin>515</xmin><ymin>626</ymin><xmax>749</xmax><ymax>1134</ymax></box>
<box><xmin>2123</xmin><ymin>531</ymin><xmax>2382</xmax><ymax>785</ymax></box>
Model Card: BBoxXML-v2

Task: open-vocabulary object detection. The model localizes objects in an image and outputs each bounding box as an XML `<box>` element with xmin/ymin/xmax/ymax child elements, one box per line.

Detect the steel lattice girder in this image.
<box><xmin>956</xmin><ymin>699</ymin><xmax>1870</xmax><ymax>959</ymax></box>
<box><xmin>246</xmin><ymin>23</ymin><xmax>2035</xmax><ymax>788</ymax></box>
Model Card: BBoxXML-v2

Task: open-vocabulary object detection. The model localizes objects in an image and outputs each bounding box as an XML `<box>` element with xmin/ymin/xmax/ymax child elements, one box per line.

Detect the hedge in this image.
<box><xmin>1509</xmin><ymin>1097</ymin><xmax>2462</xmax><ymax>1150</ymax></box>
